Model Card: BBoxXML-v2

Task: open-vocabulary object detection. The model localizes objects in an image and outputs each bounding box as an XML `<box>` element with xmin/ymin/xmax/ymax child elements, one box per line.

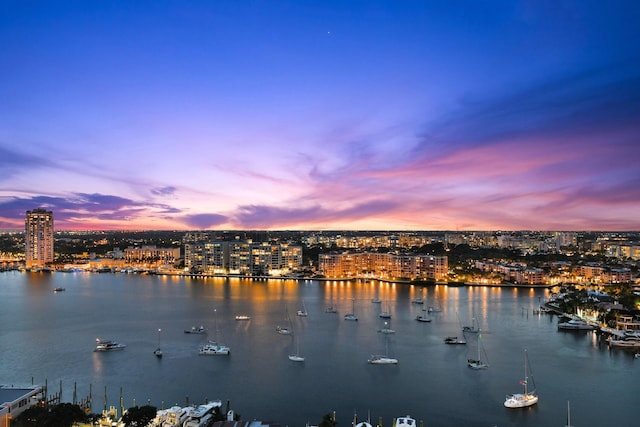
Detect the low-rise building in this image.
<box><xmin>0</xmin><ymin>385</ymin><xmax>44</xmax><ymax>427</ymax></box>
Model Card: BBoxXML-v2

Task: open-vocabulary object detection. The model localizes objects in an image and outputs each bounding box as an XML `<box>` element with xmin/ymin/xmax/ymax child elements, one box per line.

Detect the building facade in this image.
<box><xmin>318</xmin><ymin>252</ymin><xmax>448</xmax><ymax>281</ymax></box>
<box><xmin>25</xmin><ymin>208</ymin><xmax>54</xmax><ymax>269</ymax></box>
<box><xmin>184</xmin><ymin>240</ymin><xmax>303</xmax><ymax>276</ymax></box>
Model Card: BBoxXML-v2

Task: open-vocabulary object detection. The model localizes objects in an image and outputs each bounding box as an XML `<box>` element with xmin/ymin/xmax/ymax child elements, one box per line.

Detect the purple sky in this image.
<box><xmin>1</xmin><ymin>1</ymin><xmax>640</xmax><ymax>231</ymax></box>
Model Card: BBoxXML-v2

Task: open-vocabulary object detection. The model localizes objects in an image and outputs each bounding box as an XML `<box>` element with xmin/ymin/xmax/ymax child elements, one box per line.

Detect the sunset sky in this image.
<box><xmin>1</xmin><ymin>1</ymin><xmax>640</xmax><ymax>231</ymax></box>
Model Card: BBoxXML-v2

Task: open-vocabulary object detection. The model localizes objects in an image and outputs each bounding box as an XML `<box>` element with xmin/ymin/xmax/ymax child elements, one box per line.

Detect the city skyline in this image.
<box><xmin>1</xmin><ymin>1</ymin><xmax>640</xmax><ymax>231</ymax></box>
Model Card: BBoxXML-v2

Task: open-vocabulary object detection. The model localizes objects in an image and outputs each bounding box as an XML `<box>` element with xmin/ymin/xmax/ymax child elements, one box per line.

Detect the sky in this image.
<box><xmin>1</xmin><ymin>0</ymin><xmax>640</xmax><ymax>231</ymax></box>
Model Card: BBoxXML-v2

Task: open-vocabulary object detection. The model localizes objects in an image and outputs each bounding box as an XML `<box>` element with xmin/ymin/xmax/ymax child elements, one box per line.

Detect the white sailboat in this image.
<box><xmin>288</xmin><ymin>336</ymin><xmax>305</xmax><ymax>362</ymax></box>
<box><xmin>344</xmin><ymin>299</ymin><xmax>358</xmax><ymax>321</ymax></box>
<box><xmin>504</xmin><ymin>349</ymin><xmax>538</xmax><ymax>408</ymax></box>
<box><xmin>467</xmin><ymin>334</ymin><xmax>488</xmax><ymax>369</ymax></box>
<box><xmin>199</xmin><ymin>309</ymin><xmax>230</xmax><ymax>355</ymax></box>
<box><xmin>277</xmin><ymin>306</ymin><xmax>293</xmax><ymax>334</ymax></box>
<box><xmin>368</xmin><ymin>334</ymin><xmax>398</xmax><ymax>364</ymax></box>
<box><xmin>153</xmin><ymin>328</ymin><xmax>163</xmax><ymax>358</ymax></box>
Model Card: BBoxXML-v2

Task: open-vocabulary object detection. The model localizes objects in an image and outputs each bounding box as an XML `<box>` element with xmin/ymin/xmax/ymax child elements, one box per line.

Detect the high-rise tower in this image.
<box><xmin>25</xmin><ymin>208</ymin><xmax>54</xmax><ymax>268</ymax></box>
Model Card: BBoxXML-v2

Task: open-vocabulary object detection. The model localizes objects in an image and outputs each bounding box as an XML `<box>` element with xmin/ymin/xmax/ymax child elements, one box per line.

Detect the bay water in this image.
<box><xmin>0</xmin><ymin>271</ymin><xmax>636</xmax><ymax>426</ymax></box>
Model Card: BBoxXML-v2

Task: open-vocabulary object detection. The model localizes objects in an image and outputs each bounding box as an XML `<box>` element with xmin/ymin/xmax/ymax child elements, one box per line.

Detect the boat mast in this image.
<box><xmin>523</xmin><ymin>349</ymin><xmax>529</xmax><ymax>395</ymax></box>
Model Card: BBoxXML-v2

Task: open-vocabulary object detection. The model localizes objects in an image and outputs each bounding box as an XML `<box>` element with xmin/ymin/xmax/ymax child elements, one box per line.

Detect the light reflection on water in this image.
<box><xmin>0</xmin><ymin>271</ymin><xmax>636</xmax><ymax>427</ymax></box>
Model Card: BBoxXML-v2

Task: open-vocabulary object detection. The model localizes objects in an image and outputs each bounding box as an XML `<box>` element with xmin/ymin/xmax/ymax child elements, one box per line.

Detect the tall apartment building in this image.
<box><xmin>25</xmin><ymin>208</ymin><xmax>54</xmax><ymax>268</ymax></box>
<box><xmin>184</xmin><ymin>240</ymin><xmax>303</xmax><ymax>276</ymax></box>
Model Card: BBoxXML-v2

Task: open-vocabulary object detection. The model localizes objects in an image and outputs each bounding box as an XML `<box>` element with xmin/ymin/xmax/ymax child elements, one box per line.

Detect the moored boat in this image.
<box><xmin>504</xmin><ymin>349</ymin><xmax>538</xmax><ymax>408</ymax></box>
<box><xmin>94</xmin><ymin>338</ymin><xmax>126</xmax><ymax>352</ymax></box>
<box><xmin>557</xmin><ymin>318</ymin><xmax>596</xmax><ymax>330</ymax></box>
<box><xmin>184</xmin><ymin>325</ymin><xmax>207</xmax><ymax>334</ymax></box>
<box><xmin>198</xmin><ymin>341</ymin><xmax>230</xmax><ymax>355</ymax></box>
<box><xmin>444</xmin><ymin>336</ymin><xmax>466</xmax><ymax>345</ymax></box>
<box><xmin>344</xmin><ymin>299</ymin><xmax>358</xmax><ymax>321</ymax></box>
<box><xmin>608</xmin><ymin>336</ymin><xmax>640</xmax><ymax>348</ymax></box>
<box><xmin>235</xmin><ymin>315</ymin><xmax>251</xmax><ymax>321</ymax></box>
<box><xmin>467</xmin><ymin>334</ymin><xmax>489</xmax><ymax>369</ymax></box>
<box><xmin>395</xmin><ymin>415</ymin><xmax>416</xmax><ymax>427</ymax></box>
<box><xmin>367</xmin><ymin>355</ymin><xmax>398</xmax><ymax>364</ymax></box>
<box><xmin>415</xmin><ymin>314</ymin><xmax>432</xmax><ymax>322</ymax></box>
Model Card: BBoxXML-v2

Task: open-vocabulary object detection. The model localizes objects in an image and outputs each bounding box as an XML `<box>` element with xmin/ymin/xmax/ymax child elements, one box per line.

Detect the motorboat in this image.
<box><xmin>411</xmin><ymin>298</ymin><xmax>424</xmax><ymax>305</ymax></box>
<box><xmin>235</xmin><ymin>315</ymin><xmax>251</xmax><ymax>321</ymax></box>
<box><xmin>199</xmin><ymin>341</ymin><xmax>230</xmax><ymax>355</ymax></box>
<box><xmin>395</xmin><ymin>416</ymin><xmax>416</xmax><ymax>427</ymax></box>
<box><xmin>444</xmin><ymin>336</ymin><xmax>466</xmax><ymax>345</ymax></box>
<box><xmin>504</xmin><ymin>349</ymin><xmax>538</xmax><ymax>408</ymax></box>
<box><xmin>184</xmin><ymin>325</ymin><xmax>207</xmax><ymax>334</ymax></box>
<box><xmin>183</xmin><ymin>401</ymin><xmax>222</xmax><ymax>427</ymax></box>
<box><xmin>53</xmin><ymin>287</ymin><xmax>66</xmax><ymax>292</ymax></box>
<box><xmin>276</xmin><ymin>325</ymin><xmax>292</xmax><ymax>335</ymax></box>
<box><xmin>427</xmin><ymin>306</ymin><xmax>442</xmax><ymax>313</ymax></box>
<box><xmin>557</xmin><ymin>318</ymin><xmax>596</xmax><ymax>330</ymax></box>
<box><xmin>608</xmin><ymin>336</ymin><xmax>640</xmax><ymax>348</ymax></box>
<box><xmin>94</xmin><ymin>339</ymin><xmax>126</xmax><ymax>352</ymax></box>
<box><xmin>325</xmin><ymin>306</ymin><xmax>338</xmax><ymax>313</ymax></box>
<box><xmin>296</xmin><ymin>300</ymin><xmax>308</xmax><ymax>317</ymax></box>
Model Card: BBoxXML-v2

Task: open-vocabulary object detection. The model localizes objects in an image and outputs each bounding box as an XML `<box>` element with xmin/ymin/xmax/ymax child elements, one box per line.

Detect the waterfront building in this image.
<box><xmin>24</xmin><ymin>208</ymin><xmax>54</xmax><ymax>269</ymax></box>
<box><xmin>124</xmin><ymin>245</ymin><xmax>180</xmax><ymax>266</ymax></box>
<box><xmin>184</xmin><ymin>240</ymin><xmax>302</xmax><ymax>276</ymax></box>
<box><xmin>0</xmin><ymin>385</ymin><xmax>44</xmax><ymax>427</ymax></box>
<box><xmin>318</xmin><ymin>252</ymin><xmax>448</xmax><ymax>281</ymax></box>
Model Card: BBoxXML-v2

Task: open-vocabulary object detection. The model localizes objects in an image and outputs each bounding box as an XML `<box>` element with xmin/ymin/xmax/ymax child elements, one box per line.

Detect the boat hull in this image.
<box><xmin>368</xmin><ymin>356</ymin><xmax>398</xmax><ymax>365</ymax></box>
<box><xmin>504</xmin><ymin>393</ymin><xmax>538</xmax><ymax>408</ymax></box>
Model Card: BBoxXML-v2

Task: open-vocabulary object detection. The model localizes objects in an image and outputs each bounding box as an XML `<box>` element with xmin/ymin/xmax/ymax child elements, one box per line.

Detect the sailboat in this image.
<box><xmin>416</xmin><ymin>308</ymin><xmax>432</xmax><ymax>322</ymax></box>
<box><xmin>199</xmin><ymin>309</ymin><xmax>230</xmax><ymax>355</ymax></box>
<box><xmin>325</xmin><ymin>295</ymin><xmax>338</xmax><ymax>313</ymax></box>
<box><xmin>288</xmin><ymin>336</ymin><xmax>305</xmax><ymax>362</ymax></box>
<box><xmin>153</xmin><ymin>328</ymin><xmax>163</xmax><ymax>358</ymax></box>
<box><xmin>467</xmin><ymin>334</ymin><xmax>488</xmax><ymax>369</ymax></box>
<box><xmin>462</xmin><ymin>316</ymin><xmax>480</xmax><ymax>333</ymax></box>
<box><xmin>379</xmin><ymin>302</ymin><xmax>391</xmax><ymax>319</ymax></box>
<box><xmin>504</xmin><ymin>349</ymin><xmax>538</xmax><ymax>408</ymax></box>
<box><xmin>277</xmin><ymin>306</ymin><xmax>293</xmax><ymax>334</ymax></box>
<box><xmin>296</xmin><ymin>299</ymin><xmax>308</xmax><ymax>317</ymax></box>
<box><xmin>344</xmin><ymin>299</ymin><xmax>358</xmax><ymax>321</ymax></box>
<box><xmin>368</xmin><ymin>334</ymin><xmax>398</xmax><ymax>364</ymax></box>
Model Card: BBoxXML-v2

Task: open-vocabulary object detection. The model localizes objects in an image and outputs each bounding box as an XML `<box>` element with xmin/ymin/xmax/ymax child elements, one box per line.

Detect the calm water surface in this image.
<box><xmin>0</xmin><ymin>271</ymin><xmax>636</xmax><ymax>426</ymax></box>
